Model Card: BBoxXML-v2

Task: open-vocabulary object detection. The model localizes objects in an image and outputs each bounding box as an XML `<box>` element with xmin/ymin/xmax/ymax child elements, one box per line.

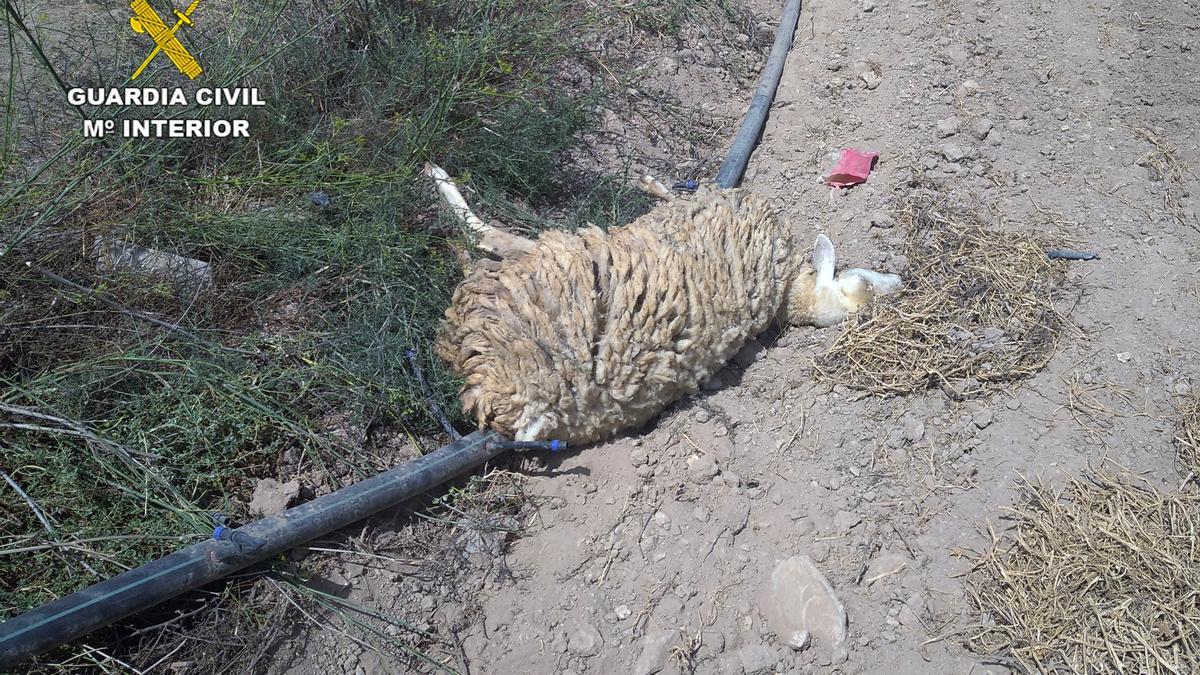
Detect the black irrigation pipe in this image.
<box><xmin>715</xmin><ymin>0</ymin><xmax>803</xmax><ymax>188</ymax></box>
<box><xmin>0</xmin><ymin>0</ymin><xmax>807</xmax><ymax>665</ymax></box>
<box><xmin>0</xmin><ymin>431</ymin><xmax>504</xmax><ymax>668</ymax></box>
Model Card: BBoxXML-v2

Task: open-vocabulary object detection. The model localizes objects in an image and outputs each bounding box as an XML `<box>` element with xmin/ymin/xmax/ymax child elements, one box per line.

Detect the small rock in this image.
<box><xmin>248</xmin><ymin>478</ymin><xmax>301</xmax><ymax>517</ymax></box>
<box><xmin>1116</xmin><ymin>351</ymin><xmax>1133</xmax><ymax>364</ymax></box>
<box><xmin>869</xmin><ymin>211</ymin><xmax>895</xmax><ymax>229</ymax></box>
<box><xmin>737</xmin><ymin>645</ymin><xmax>779</xmax><ymax>675</ymax></box>
<box><xmin>810</xmin><ymin>542</ymin><xmax>831</xmax><ymax>563</ymax></box>
<box><xmin>633</xmin><ymin>630</ymin><xmax>677</xmax><ymax>675</ymax></box>
<box><xmin>615</xmin><ymin>605</ymin><xmax>632</xmax><ymax>621</ymax></box>
<box><xmin>1007</xmin><ymin>119</ymin><xmax>1032</xmax><ymax>134</ymax></box>
<box><xmin>687</xmin><ymin>454</ymin><xmax>720</xmax><ymax>483</ymax></box>
<box><xmin>757</xmin><ymin>556</ymin><xmax>848</xmax><ymax>663</ymax></box>
<box><xmin>972</xmin><ymin>409</ymin><xmax>994</xmax><ymax>429</ymax></box>
<box><xmin>971</xmin><ymin>117</ymin><xmax>994</xmax><ymax>140</ymax></box>
<box><xmin>859</xmin><ymin>70</ymin><xmax>882</xmax><ymax>89</ymax></box>
<box><xmin>861</xmin><ymin>0</ymin><xmax>877</xmax><ymax>11</ymax></box>
<box><xmin>568</xmin><ymin>623</ymin><xmax>603</xmax><ymax>657</ymax></box>
<box><xmin>902</xmin><ymin>416</ymin><xmax>926</xmax><ymax>443</ymax></box>
<box><xmin>833</xmin><ymin>511</ymin><xmax>861</xmax><ymax>534</ymax></box>
<box><xmin>936</xmin><ymin>115</ymin><xmax>961</xmax><ymax>138</ymax></box>
<box><xmin>940</xmin><ymin>142</ymin><xmax>968</xmax><ymax>162</ymax></box>
<box><xmin>630</xmin><ymin>447</ymin><xmax>649</xmax><ymax>467</ymax></box>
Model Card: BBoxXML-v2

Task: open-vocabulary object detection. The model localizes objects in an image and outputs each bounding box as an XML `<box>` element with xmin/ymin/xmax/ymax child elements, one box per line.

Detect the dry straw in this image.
<box><xmin>1177</xmin><ymin>392</ymin><xmax>1200</xmax><ymax>478</ymax></box>
<box><xmin>815</xmin><ymin>191</ymin><xmax>1066</xmax><ymax>398</ymax></box>
<box><xmin>965</xmin><ymin>473</ymin><xmax>1200</xmax><ymax>674</ymax></box>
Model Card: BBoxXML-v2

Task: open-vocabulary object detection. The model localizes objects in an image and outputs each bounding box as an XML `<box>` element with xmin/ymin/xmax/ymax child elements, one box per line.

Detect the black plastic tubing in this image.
<box><xmin>715</xmin><ymin>0</ymin><xmax>804</xmax><ymax>189</ymax></box>
<box><xmin>0</xmin><ymin>430</ymin><xmax>504</xmax><ymax>668</ymax></box>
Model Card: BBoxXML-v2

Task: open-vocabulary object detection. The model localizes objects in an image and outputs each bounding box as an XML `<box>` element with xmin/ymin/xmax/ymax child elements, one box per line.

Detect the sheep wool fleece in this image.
<box><xmin>435</xmin><ymin>188</ymin><xmax>798</xmax><ymax>445</ymax></box>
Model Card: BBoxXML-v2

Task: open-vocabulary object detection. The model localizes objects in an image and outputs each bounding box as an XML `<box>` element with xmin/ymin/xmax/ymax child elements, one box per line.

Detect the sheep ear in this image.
<box><xmin>813</xmin><ymin>234</ymin><xmax>836</xmax><ymax>285</ymax></box>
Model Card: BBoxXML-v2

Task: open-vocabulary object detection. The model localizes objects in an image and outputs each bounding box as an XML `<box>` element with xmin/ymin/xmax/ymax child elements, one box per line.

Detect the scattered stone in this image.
<box><xmin>833</xmin><ymin>511</ymin><xmax>861</xmax><ymax>534</ymax></box>
<box><xmin>248</xmin><ymin>478</ymin><xmax>301</xmax><ymax>517</ymax></box>
<box><xmin>1116</xmin><ymin>351</ymin><xmax>1133</xmax><ymax>363</ymax></box>
<box><xmin>861</xmin><ymin>0</ymin><xmax>877</xmax><ymax>11</ymax></box>
<box><xmin>972</xmin><ymin>408</ymin><xmax>995</xmax><ymax>429</ymax></box>
<box><xmin>737</xmin><ymin>645</ymin><xmax>779</xmax><ymax>675</ymax></box>
<box><xmin>868</xmin><ymin>211</ymin><xmax>896</xmax><ymax>229</ymax></box>
<box><xmin>615</xmin><ymin>605</ymin><xmax>632</xmax><ymax>621</ymax></box>
<box><xmin>940</xmin><ymin>142</ymin><xmax>969</xmax><ymax>162</ymax></box>
<box><xmin>687</xmin><ymin>454</ymin><xmax>720</xmax><ymax>483</ymax></box>
<box><xmin>1007</xmin><ymin>119</ymin><xmax>1032</xmax><ymax>134</ymax></box>
<box><xmin>633</xmin><ymin>630</ymin><xmax>677</xmax><ymax>675</ymax></box>
<box><xmin>935</xmin><ymin>115</ymin><xmax>961</xmax><ymax>138</ymax></box>
<box><xmin>758</xmin><ymin>556</ymin><xmax>849</xmax><ymax>663</ymax></box>
<box><xmin>902</xmin><ymin>416</ymin><xmax>926</xmax><ymax>443</ymax></box>
<box><xmin>971</xmin><ymin>117</ymin><xmax>994</xmax><ymax>140</ymax></box>
<box><xmin>567</xmin><ymin>623</ymin><xmax>603</xmax><ymax>657</ymax></box>
<box><xmin>978</xmin><ymin>326</ymin><xmax>1006</xmax><ymax>347</ymax></box>
<box><xmin>859</xmin><ymin>70</ymin><xmax>882</xmax><ymax>89</ymax></box>
<box><xmin>630</xmin><ymin>447</ymin><xmax>649</xmax><ymax>467</ymax></box>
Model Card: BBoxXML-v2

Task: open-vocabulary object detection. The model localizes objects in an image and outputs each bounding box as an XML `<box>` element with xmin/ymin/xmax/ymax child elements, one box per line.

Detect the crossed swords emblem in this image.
<box><xmin>129</xmin><ymin>0</ymin><xmax>203</xmax><ymax>80</ymax></box>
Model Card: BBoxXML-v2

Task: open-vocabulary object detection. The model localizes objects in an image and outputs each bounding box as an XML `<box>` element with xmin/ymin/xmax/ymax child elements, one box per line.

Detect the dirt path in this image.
<box><xmin>263</xmin><ymin>0</ymin><xmax>1199</xmax><ymax>672</ymax></box>
<box><xmin>448</xmin><ymin>0</ymin><xmax>1200</xmax><ymax>673</ymax></box>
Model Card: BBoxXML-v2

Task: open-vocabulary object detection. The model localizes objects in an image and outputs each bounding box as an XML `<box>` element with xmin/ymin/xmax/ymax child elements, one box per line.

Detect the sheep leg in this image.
<box><xmin>423</xmin><ymin>162</ymin><xmax>535</xmax><ymax>258</ymax></box>
<box><xmin>638</xmin><ymin>174</ymin><xmax>675</xmax><ymax>202</ymax></box>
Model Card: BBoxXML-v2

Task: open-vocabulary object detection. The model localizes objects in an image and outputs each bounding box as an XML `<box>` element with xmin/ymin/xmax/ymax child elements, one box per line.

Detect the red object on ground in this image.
<box><xmin>823</xmin><ymin>149</ymin><xmax>879</xmax><ymax>187</ymax></box>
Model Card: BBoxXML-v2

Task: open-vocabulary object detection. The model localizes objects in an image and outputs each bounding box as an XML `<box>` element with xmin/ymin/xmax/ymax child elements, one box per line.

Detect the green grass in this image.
<box><xmin>0</xmin><ymin>0</ymin><xmax>751</xmax><ymax>669</ymax></box>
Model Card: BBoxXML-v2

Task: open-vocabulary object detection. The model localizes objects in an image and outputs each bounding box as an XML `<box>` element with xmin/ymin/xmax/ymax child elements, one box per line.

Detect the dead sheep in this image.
<box><xmin>426</xmin><ymin>165</ymin><xmax>901</xmax><ymax>445</ymax></box>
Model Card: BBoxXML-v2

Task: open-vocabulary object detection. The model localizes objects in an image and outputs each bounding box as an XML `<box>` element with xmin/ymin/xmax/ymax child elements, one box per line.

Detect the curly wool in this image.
<box><xmin>435</xmin><ymin>189</ymin><xmax>798</xmax><ymax>445</ymax></box>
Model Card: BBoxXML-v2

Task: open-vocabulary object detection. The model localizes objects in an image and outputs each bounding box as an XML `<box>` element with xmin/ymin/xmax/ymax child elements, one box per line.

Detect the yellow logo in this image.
<box><xmin>129</xmin><ymin>0</ymin><xmax>203</xmax><ymax>80</ymax></box>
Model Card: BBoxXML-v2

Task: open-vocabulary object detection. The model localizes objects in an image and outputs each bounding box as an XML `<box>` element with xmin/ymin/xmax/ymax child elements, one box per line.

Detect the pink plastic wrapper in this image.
<box><xmin>822</xmin><ymin>148</ymin><xmax>879</xmax><ymax>187</ymax></box>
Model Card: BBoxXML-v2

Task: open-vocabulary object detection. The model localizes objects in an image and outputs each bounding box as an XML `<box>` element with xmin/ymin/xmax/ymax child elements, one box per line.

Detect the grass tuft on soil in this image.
<box><xmin>0</xmin><ymin>0</ymin><xmax>758</xmax><ymax>669</ymax></box>
<box><xmin>814</xmin><ymin>190</ymin><xmax>1066</xmax><ymax>398</ymax></box>
<box><xmin>965</xmin><ymin>473</ymin><xmax>1200</xmax><ymax>674</ymax></box>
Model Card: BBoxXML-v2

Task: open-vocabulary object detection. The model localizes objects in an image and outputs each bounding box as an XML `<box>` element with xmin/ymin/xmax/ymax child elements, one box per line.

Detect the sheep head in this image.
<box><xmin>781</xmin><ymin>234</ymin><xmax>902</xmax><ymax>327</ymax></box>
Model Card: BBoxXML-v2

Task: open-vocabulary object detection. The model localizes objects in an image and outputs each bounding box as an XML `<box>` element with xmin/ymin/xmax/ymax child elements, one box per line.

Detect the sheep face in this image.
<box><xmin>782</xmin><ymin>234</ymin><xmax>902</xmax><ymax>328</ymax></box>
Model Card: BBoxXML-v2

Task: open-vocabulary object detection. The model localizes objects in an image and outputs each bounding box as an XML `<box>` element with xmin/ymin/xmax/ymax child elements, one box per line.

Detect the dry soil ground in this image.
<box><xmin>273</xmin><ymin>0</ymin><xmax>1200</xmax><ymax>672</ymax></box>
